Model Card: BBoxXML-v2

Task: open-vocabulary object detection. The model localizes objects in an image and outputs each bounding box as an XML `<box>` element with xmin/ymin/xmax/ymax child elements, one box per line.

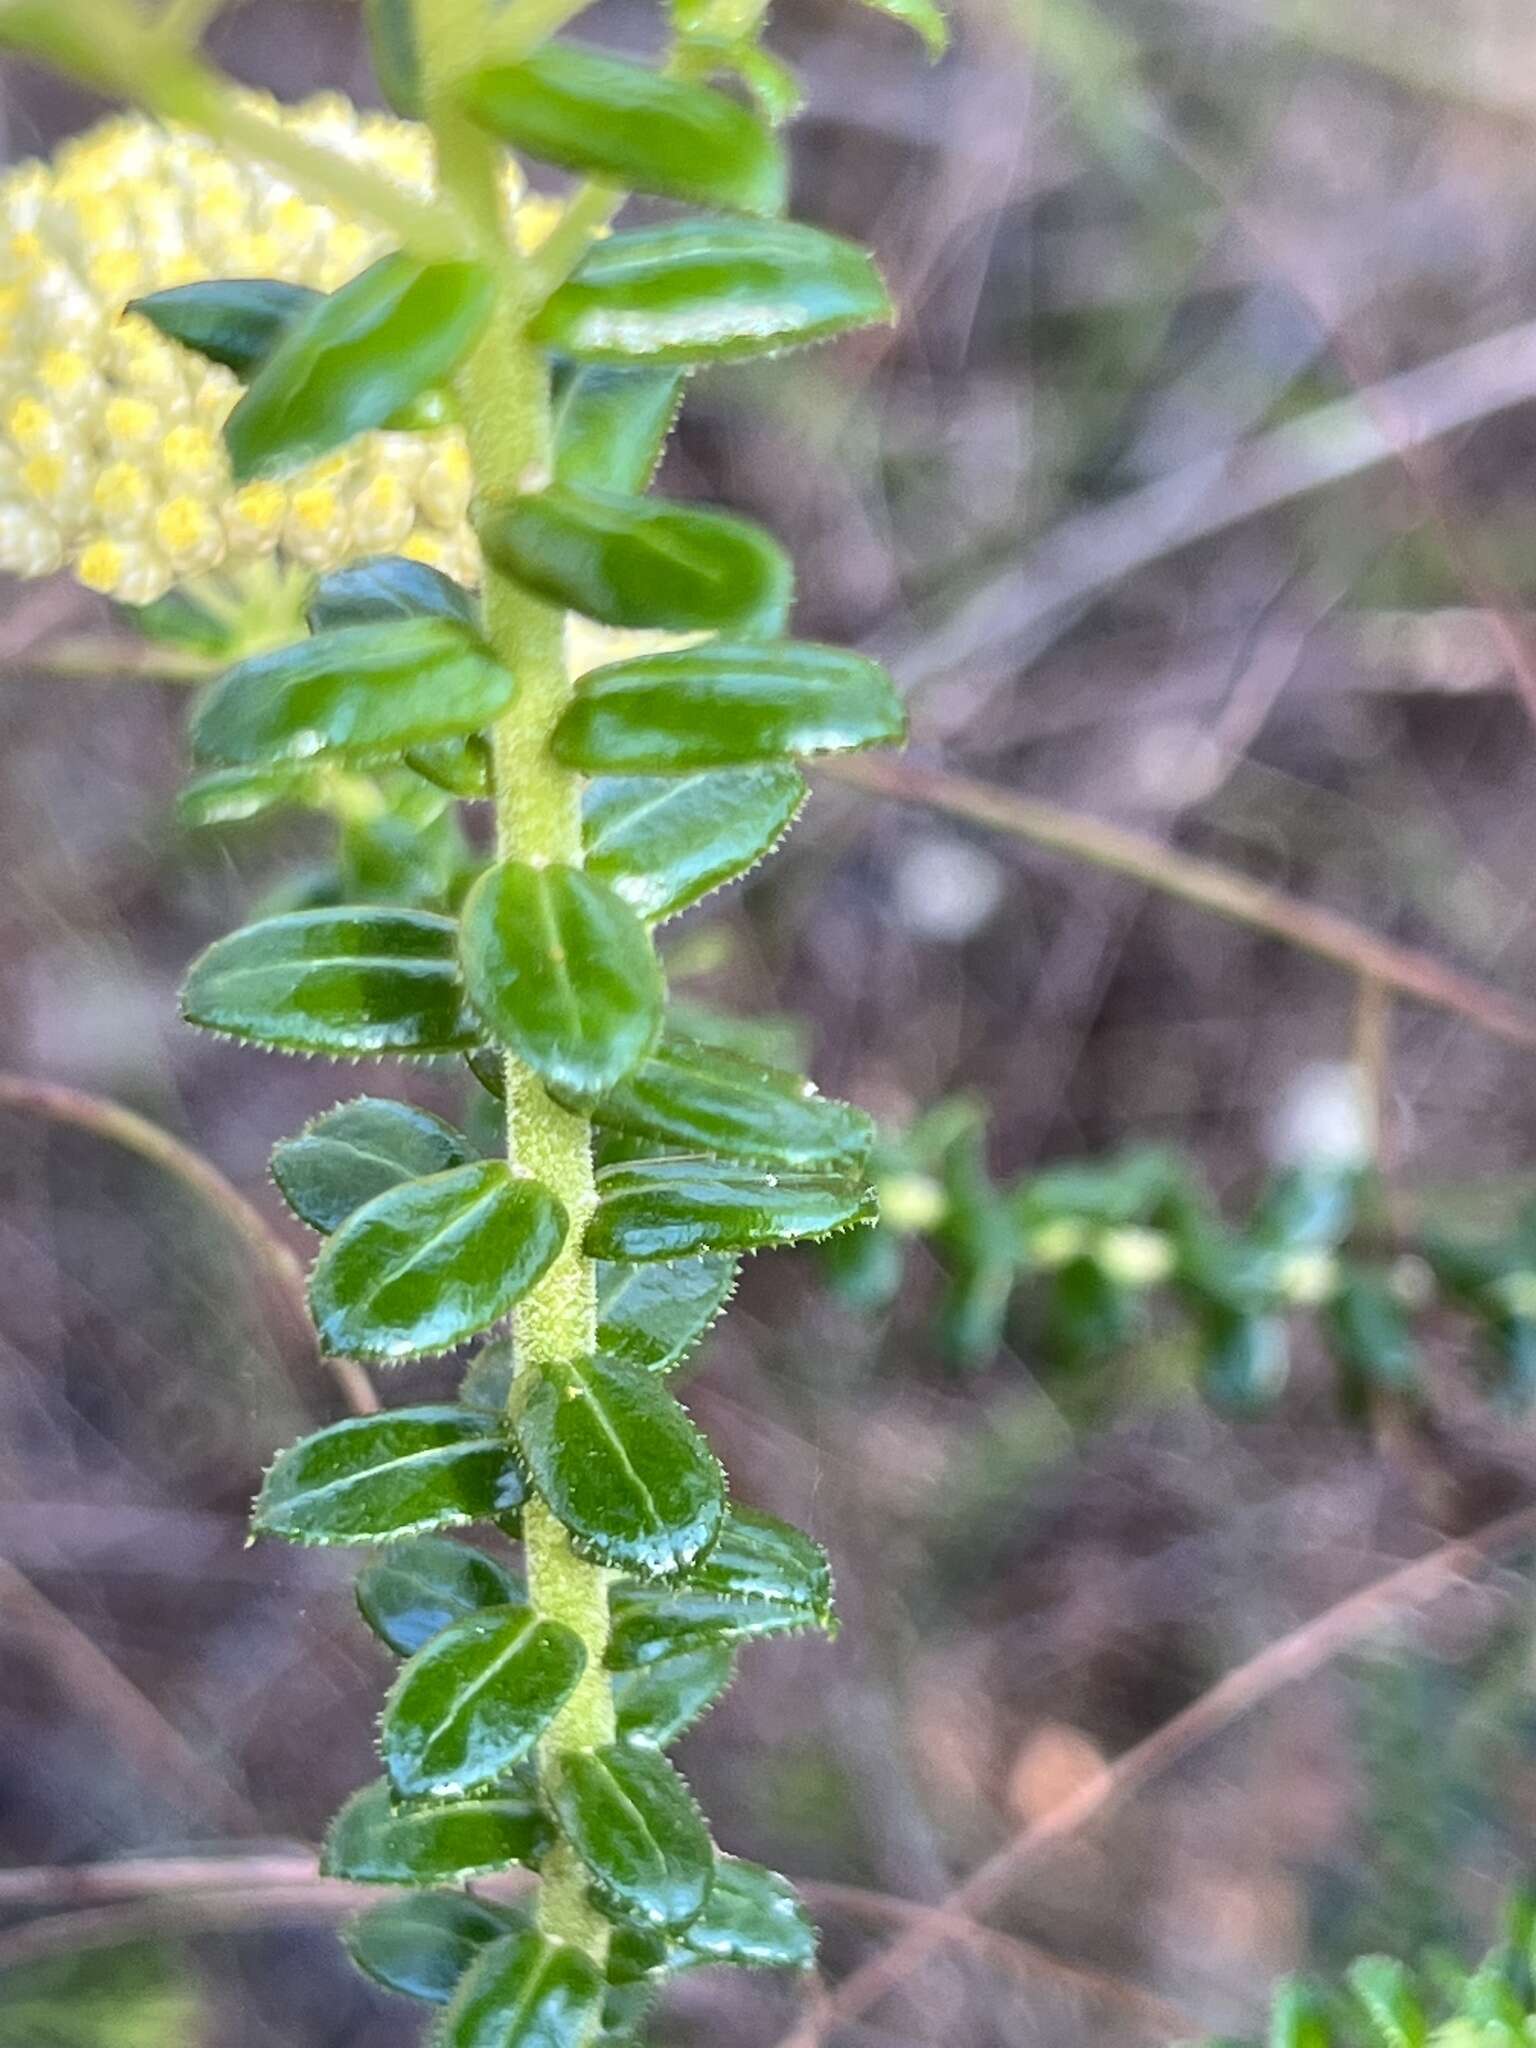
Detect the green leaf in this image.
<box><xmin>381</xmin><ymin>1602</ymin><xmax>587</xmax><ymax>1799</ymax></box>
<box><xmin>1347</xmin><ymin>1958</ymin><xmax>1428</xmax><ymax>2048</ymax></box>
<box><xmin>192</xmin><ymin>617</ymin><xmax>513</xmax><ymax>769</ymax></box>
<box><xmin>322</xmin><ymin>1774</ymin><xmax>552</xmax><ymax>1884</ymax></box>
<box><xmin>478</xmin><ymin>483</ymin><xmax>791</xmax><ymax>635</ymax></box>
<box><xmin>583</xmin><ymin>766</ymin><xmax>805</xmax><ymax>924</ymax></box>
<box><xmin>127</xmin><ymin>277</ymin><xmax>320</xmax><ymax>375</ymax></box>
<box><xmin>459</xmin><ymin>1334</ymin><xmax>516</xmax><ymax>1415</ymax></box>
<box><xmin>554</xmin><ymin>642</ymin><xmax>905</xmax><ymax>772</ymax></box>
<box><xmin>596</xmin><ymin>1253</ymin><xmax>737</xmax><ymax>1372</ymax></box>
<box><xmin>679</xmin><ymin>1856</ymin><xmax>815</xmax><ymax>1969</ymax></box>
<box><xmin>1326</xmin><ymin>1270</ymin><xmax>1419</xmax><ymax>1406</ymax></box>
<box><xmin>407</xmin><ymin>736</ymin><xmax>494</xmax><ymax>799</ymax></box>
<box><xmin>225</xmin><ymin>253</ymin><xmax>494</xmax><ymax>480</ymax></box>
<box><xmin>347</xmin><ymin>1892</ymin><xmax>524</xmax><ymax>2004</ymax></box>
<box><xmin>587</xmin><ymin>1158</ymin><xmax>876</xmax><ymax>1261</ymax></box>
<box><xmin>309</xmin><ymin>1159</ymin><xmax>568</xmax><ymax>1361</ymax></box>
<box><xmin>511</xmin><ymin>1353</ymin><xmax>724</xmax><ymax>1576</ymax></box>
<box><xmin>307</xmin><ymin>554</ymin><xmax>478</xmax><ymax>633</ymax></box>
<box><xmin>530</xmin><ymin>218</ymin><xmax>892</xmax><ymax>366</ymax></box>
<box><xmin>579</xmin><ymin>1033</ymin><xmax>874</xmax><ymax>1172</ymax></box>
<box><xmin>253</xmin><ymin>1407</ymin><xmax>524</xmax><ymax>1546</ymax></box>
<box><xmin>852</xmin><ymin>0</ymin><xmax>949</xmax><ymax>58</ymax></box>
<box><xmin>438</xmin><ymin>1927</ymin><xmax>604</xmax><ymax>2048</ymax></box>
<box><xmin>614</xmin><ymin>1643</ymin><xmax>734</xmax><ymax>1747</ymax></box>
<box><xmin>552</xmin><ymin>365</ymin><xmax>687</xmax><ymax>496</ymax></box>
<box><xmin>355</xmin><ymin>1537</ymin><xmax>525</xmax><ymax>1657</ymax></box>
<box><xmin>272</xmin><ymin>1097</ymin><xmax>478</xmax><ymax>1234</ymax></box>
<box><xmin>607</xmin><ymin>1506</ymin><xmax>833</xmax><ymax>1666</ymax></box>
<box><xmin>177</xmin><ymin>764</ymin><xmax>313</xmax><ymax>828</ymax></box>
<box><xmin>1199</xmin><ymin>1304</ymin><xmax>1290</xmax><ymax>1415</ymax></box>
<box><xmin>549</xmin><ymin>1742</ymin><xmax>714</xmax><ymax>1932</ymax></box>
<box><xmin>459</xmin><ymin>859</ymin><xmax>664</xmax><ymax>1103</ymax></box>
<box><xmin>181</xmin><ymin>906</ymin><xmax>480</xmax><ymax>1055</ymax></box>
<box><xmin>365</xmin><ymin>0</ymin><xmax>421</xmax><ymax>114</ymax></box>
<box><xmin>464</xmin><ymin>46</ymin><xmax>784</xmax><ymax>214</ymax></box>
<box><xmin>129</xmin><ymin>587</ymin><xmax>242</xmax><ymax>655</ymax></box>
<box><xmin>1268</xmin><ymin>1978</ymin><xmax>1335</xmax><ymax>2048</ymax></box>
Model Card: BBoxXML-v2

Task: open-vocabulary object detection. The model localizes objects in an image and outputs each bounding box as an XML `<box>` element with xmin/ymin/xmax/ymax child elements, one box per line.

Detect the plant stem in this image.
<box><xmin>415</xmin><ymin>0</ymin><xmax>614</xmax><ymax>1967</ymax></box>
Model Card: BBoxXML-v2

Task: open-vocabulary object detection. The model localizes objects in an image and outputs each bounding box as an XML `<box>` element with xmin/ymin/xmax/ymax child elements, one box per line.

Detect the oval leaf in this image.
<box><xmin>307</xmin><ymin>554</ymin><xmax>478</xmax><ymax>634</ymax></box>
<box><xmin>346</xmin><ymin>1892</ymin><xmax>524</xmax><ymax>2004</ymax></box>
<box><xmin>254</xmin><ymin>1407</ymin><xmax>524</xmax><ymax>1547</ymax></box>
<box><xmin>679</xmin><ymin>1855</ymin><xmax>816</xmax><ymax>1969</ymax></box>
<box><xmin>511</xmin><ymin>1353</ymin><xmax>724</xmax><ymax>1576</ymax></box>
<box><xmin>464</xmin><ymin>46</ymin><xmax>783</xmax><ymax>214</ymax></box>
<box><xmin>459</xmin><ymin>859</ymin><xmax>664</xmax><ymax>1103</ymax></box>
<box><xmin>607</xmin><ymin>1506</ymin><xmax>833</xmax><ymax>1666</ymax></box>
<box><xmin>587</xmin><ymin>1158</ymin><xmax>876</xmax><ymax>1261</ymax></box>
<box><xmin>381</xmin><ymin>1602</ymin><xmax>586</xmax><ymax>1799</ymax></box>
<box><xmin>583</xmin><ymin>766</ymin><xmax>805</xmax><ymax>924</ymax></box>
<box><xmin>309</xmin><ymin>1159</ymin><xmax>568</xmax><ymax>1362</ymax></box>
<box><xmin>356</xmin><ymin>1537</ymin><xmax>526</xmax><ymax>1657</ymax></box>
<box><xmin>177</xmin><ymin>764</ymin><xmax>314</xmax><ymax>829</ymax></box>
<box><xmin>614</xmin><ymin>1643</ymin><xmax>735</xmax><ymax>1748</ymax></box>
<box><xmin>127</xmin><ymin>277</ymin><xmax>320</xmax><ymax>375</ymax></box>
<box><xmin>322</xmin><ymin>1775</ymin><xmax>552</xmax><ymax>1884</ymax></box>
<box><xmin>181</xmin><ymin>906</ymin><xmax>479</xmax><ymax>1056</ymax></box>
<box><xmin>272</xmin><ymin>1097</ymin><xmax>478</xmax><ymax>1234</ymax></box>
<box><xmin>530</xmin><ymin>218</ymin><xmax>891</xmax><ymax>365</ymax></box>
<box><xmin>226</xmin><ymin>253</ymin><xmax>494</xmax><ymax>480</ymax></box>
<box><xmin>439</xmin><ymin>1927</ymin><xmax>604</xmax><ymax>2048</ymax></box>
<box><xmin>477</xmin><ymin>483</ymin><xmax>791</xmax><ymax>636</ymax></box>
<box><xmin>549</xmin><ymin>1741</ymin><xmax>714</xmax><ymax>1932</ymax></box>
<box><xmin>596</xmin><ymin>1253</ymin><xmax>737</xmax><ymax>1372</ymax></box>
<box><xmin>554</xmin><ymin>641</ymin><xmax>905</xmax><ymax>772</ymax></box>
<box><xmin>553</xmin><ymin>365</ymin><xmax>686</xmax><ymax>495</ymax></box>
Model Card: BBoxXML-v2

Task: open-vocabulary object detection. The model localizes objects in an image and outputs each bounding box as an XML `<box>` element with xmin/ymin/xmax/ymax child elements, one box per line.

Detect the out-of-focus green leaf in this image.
<box><xmin>346</xmin><ymin>1891</ymin><xmax>525</xmax><ymax>2004</ymax></box>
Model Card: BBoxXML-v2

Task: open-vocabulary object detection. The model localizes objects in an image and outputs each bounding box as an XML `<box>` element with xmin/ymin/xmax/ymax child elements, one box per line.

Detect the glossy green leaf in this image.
<box><xmin>253</xmin><ymin>1407</ymin><xmax>524</xmax><ymax>1546</ymax></box>
<box><xmin>408</xmin><ymin>736</ymin><xmax>495</xmax><ymax>799</ymax></box>
<box><xmin>549</xmin><ymin>1742</ymin><xmax>714</xmax><ymax>1932</ymax></box>
<box><xmin>583</xmin><ymin>766</ymin><xmax>805</xmax><ymax>924</ymax></box>
<box><xmin>555</xmin><ymin>642</ymin><xmax>905</xmax><ymax>773</ymax></box>
<box><xmin>128</xmin><ymin>277</ymin><xmax>319</xmax><ymax>375</ymax></box>
<box><xmin>192</xmin><ymin>617</ymin><xmax>513</xmax><ymax>770</ymax></box>
<box><xmin>579</xmin><ymin>1033</ymin><xmax>873</xmax><ymax>1172</ymax></box>
<box><xmin>347</xmin><ymin>1892</ymin><xmax>524</xmax><ymax>2004</ymax></box>
<box><xmin>478</xmin><ymin>483</ymin><xmax>790</xmax><ymax>636</ymax></box>
<box><xmin>459</xmin><ymin>859</ymin><xmax>664</xmax><ymax>1103</ymax></box>
<box><xmin>587</xmin><ymin>1158</ymin><xmax>876</xmax><ymax>1261</ymax></box>
<box><xmin>439</xmin><ymin>1927</ymin><xmax>604</xmax><ymax>2048</ymax></box>
<box><xmin>339</xmin><ymin>803</ymin><xmax>469</xmax><ymax>914</ymax></box>
<box><xmin>464</xmin><ymin>46</ymin><xmax>783</xmax><ymax>214</ymax></box>
<box><xmin>853</xmin><ymin>0</ymin><xmax>949</xmax><ymax>57</ymax></box>
<box><xmin>511</xmin><ymin>1353</ymin><xmax>724</xmax><ymax>1576</ymax></box>
<box><xmin>381</xmin><ymin>1602</ymin><xmax>586</xmax><ymax>1799</ymax></box>
<box><xmin>177</xmin><ymin>764</ymin><xmax>313</xmax><ymax>828</ymax></box>
<box><xmin>130</xmin><ymin>587</ymin><xmax>241</xmax><ymax>655</ymax></box>
<box><xmin>595</xmin><ymin>1254</ymin><xmax>737</xmax><ymax>1372</ymax></box>
<box><xmin>679</xmin><ymin>1856</ymin><xmax>815</xmax><ymax>1969</ymax></box>
<box><xmin>355</xmin><ymin>1537</ymin><xmax>525</xmax><ymax>1658</ymax></box>
<box><xmin>552</xmin><ymin>366</ymin><xmax>686</xmax><ymax>495</ymax></box>
<box><xmin>365</xmin><ymin>0</ymin><xmax>421</xmax><ymax>114</ymax></box>
<box><xmin>181</xmin><ymin>906</ymin><xmax>480</xmax><ymax>1055</ymax></box>
<box><xmin>272</xmin><ymin>1097</ymin><xmax>477</xmax><ymax>1234</ymax></box>
<box><xmin>322</xmin><ymin>1774</ymin><xmax>552</xmax><ymax>1884</ymax></box>
<box><xmin>607</xmin><ymin>1506</ymin><xmax>833</xmax><ymax>1666</ymax></box>
<box><xmin>226</xmin><ymin>253</ymin><xmax>494</xmax><ymax>480</ymax></box>
<box><xmin>671</xmin><ymin>32</ymin><xmax>803</xmax><ymax>126</ymax></box>
<box><xmin>307</xmin><ymin>554</ymin><xmax>478</xmax><ymax>634</ymax></box>
<box><xmin>614</xmin><ymin>1643</ymin><xmax>734</xmax><ymax>1747</ymax></box>
<box><xmin>530</xmin><ymin>218</ymin><xmax>892</xmax><ymax>365</ymax></box>
<box><xmin>309</xmin><ymin>1159</ymin><xmax>568</xmax><ymax>1361</ymax></box>
<box><xmin>458</xmin><ymin>1335</ymin><xmax>515</xmax><ymax>1417</ymax></box>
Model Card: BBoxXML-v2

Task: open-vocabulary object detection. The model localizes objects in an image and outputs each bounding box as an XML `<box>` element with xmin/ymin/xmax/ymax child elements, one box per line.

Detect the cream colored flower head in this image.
<box><xmin>0</xmin><ymin>96</ymin><xmax>559</xmax><ymax>606</ymax></box>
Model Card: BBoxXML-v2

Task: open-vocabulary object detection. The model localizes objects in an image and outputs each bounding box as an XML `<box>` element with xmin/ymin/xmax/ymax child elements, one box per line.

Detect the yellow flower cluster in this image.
<box><xmin>0</xmin><ymin>96</ymin><xmax>559</xmax><ymax>606</ymax></box>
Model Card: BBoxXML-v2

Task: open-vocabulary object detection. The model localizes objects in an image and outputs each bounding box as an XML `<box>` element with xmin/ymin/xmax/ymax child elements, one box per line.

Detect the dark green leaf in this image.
<box><xmin>439</xmin><ymin>1927</ymin><xmax>604</xmax><ymax>2048</ymax></box>
<box><xmin>554</xmin><ymin>642</ymin><xmax>905</xmax><ymax>772</ymax></box>
<box><xmin>381</xmin><ymin>1602</ymin><xmax>586</xmax><ymax>1799</ymax></box>
<box><xmin>272</xmin><ymin>1096</ymin><xmax>477</xmax><ymax>1234</ymax></box>
<box><xmin>181</xmin><ymin>906</ymin><xmax>480</xmax><ymax>1055</ymax></box>
<box><xmin>549</xmin><ymin>1742</ymin><xmax>713</xmax><ymax>1932</ymax></box>
<box><xmin>852</xmin><ymin>0</ymin><xmax>948</xmax><ymax>57</ymax></box>
<box><xmin>614</xmin><ymin>1643</ymin><xmax>734</xmax><ymax>1747</ymax></box>
<box><xmin>226</xmin><ymin>254</ymin><xmax>494</xmax><ymax>480</ymax></box>
<box><xmin>679</xmin><ymin>1856</ymin><xmax>815</xmax><ymax>1969</ymax></box>
<box><xmin>464</xmin><ymin>46</ymin><xmax>784</xmax><ymax>214</ymax></box>
<box><xmin>346</xmin><ymin>1892</ymin><xmax>524</xmax><ymax>2004</ymax></box>
<box><xmin>583</xmin><ymin>766</ymin><xmax>805</xmax><ymax>923</ymax></box>
<box><xmin>1326</xmin><ymin>1270</ymin><xmax>1419</xmax><ymax>1405</ymax></box>
<box><xmin>530</xmin><ymin>218</ymin><xmax>892</xmax><ymax>365</ymax></box>
<box><xmin>338</xmin><ymin>802</ymin><xmax>469</xmax><ymax>913</ymax></box>
<box><xmin>478</xmin><ymin>483</ymin><xmax>791</xmax><ymax>635</ymax></box>
<box><xmin>587</xmin><ymin>1158</ymin><xmax>876</xmax><ymax>1261</ymax></box>
<box><xmin>553</xmin><ymin>365</ymin><xmax>686</xmax><ymax>495</ymax></box>
<box><xmin>355</xmin><ymin>1536</ymin><xmax>525</xmax><ymax>1657</ymax></box>
<box><xmin>309</xmin><ymin>1159</ymin><xmax>568</xmax><ymax>1361</ymax></box>
<box><xmin>596</xmin><ymin>1254</ymin><xmax>737</xmax><ymax>1372</ymax></box>
<box><xmin>322</xmin><ymin>1774</ymin><xmax>552</xmax><ymax>1884</ymax></box>
<box><xmin>253</xmin><ymin>1407</ymin><xmax>524</xmax><ymax>1546</ymax></box>
<box><xmin>579</xmin><ymin>1033</ymin><xmax>873</xmax><ymax>1172</ymax></box>
<box><xmin>459</xmin><ymin>859</ymin><xmax>663</xmax><ymax>1103</ymax></box>
<box><xmin>307</xmin><ymin>554</ymin><xmax>478</xmax><ymax>633</ymax></box>
<box><xmin>129</xmin><ymin>587</ymin><xmax>239</xmax><ymax>655</ymax></box>
<box><xmin>407</xmin><ymin>736</ymin><xmax>494</xmax><ymax>799</ymax></box>
<box><xmin>1198</xmin><ymin>1304</ymin><xmax>1289</xmax><ymax>1415</ymax></box>
<box><xmin>607</xmin><ymin>1506</ymin><xmax>833</xmax><ymax>1667</ymax></box>
<box><xmin>177</xmin><ymin>765</ymin><xmax>313</xmax><ymax>828</ymax></box>
<box><xmin>511</xmin><ymin>1353</ymin><xmax>724</xmax><ymax>1576</ymax></box>
<box><xmin>365</xmin><ymin>0</ymin><xmax>421</xmax><ymax>114</ymax></box>
<box><xmin>459</xmin><ymin>1334</ymin><xmax>516</xmax><ymax>1415</ymax></box>
<box><xmin>128</xmin><ymin>277</ymin><xmax>319</xmax><ymax>375</ymax></box>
